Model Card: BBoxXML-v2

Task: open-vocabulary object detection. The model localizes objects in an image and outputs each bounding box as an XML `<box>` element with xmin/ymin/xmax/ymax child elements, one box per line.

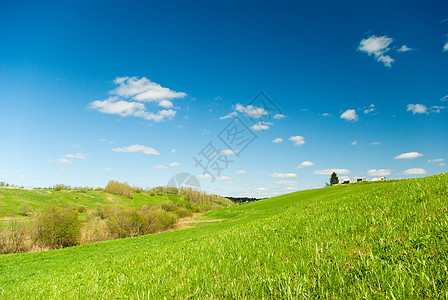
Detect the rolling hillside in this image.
<box><xmin>1</xmin><ymin>173</ymin><xmax>447</xmax><ymax>298</ymax></box>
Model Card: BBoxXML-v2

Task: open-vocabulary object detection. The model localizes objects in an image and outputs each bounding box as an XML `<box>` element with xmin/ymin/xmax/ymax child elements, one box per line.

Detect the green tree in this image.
<box><xmin>330</xmin><ymin>172</ymin><xmax>339</xmax><ymax>185</ymax></box>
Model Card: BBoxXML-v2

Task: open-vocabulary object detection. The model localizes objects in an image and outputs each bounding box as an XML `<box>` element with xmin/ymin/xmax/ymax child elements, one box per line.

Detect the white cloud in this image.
<box><xmin>407</xmin><ymin>104</ymin><xmax>428</xmax><ymax>114</ymax></box>
<box><xmin>197</xmin><ymin>174</ymin><xmax>212</xmax><ymax>179</ymax></box>
<box><xmin>169</xmin><ymin>162</ymin><xmax>181</xmax><ymax>167</ymax></box>
<box><xmin>89</xmin><ymin>77</ymin><xmax>185</xmax><ymax>122</ymax></box>
<box><xmin>367</xmin><ymin>169</ymin><xmax>392</xmax><ymax>176</ymax></box>
<box><xmin>220</xmin><ymin>149</ymin><xmax>238</xmax><ymax>156</ymax></box>
<box><xmin>286</xmin><ymin>187</ymin><xmax>298</xmax><ymax>190</ymax></box>
<box><xmin>430</xmin><ymin>106</ymin><xmax>446</xmax><ymax>113</ymax></box>
<box><xmin>289</xmin><ymin>136</ymin><xmax>305</xmax><ymax>146</ymax></box>
<box><xmin>364</xmin><ymin>104</ymin><xmax>375</xmax><ymax>114</ymax></box>
<box><xmin>439</xmin><ymin>163</ymin><xmax>446</xmax><ymax>166</ymax></box>
<box><xmin>321</xmin><ymin>113</ymin><xmax>331</xmax><ymax>117</ymax></box>
<box><xmin>257</xmin><ymin>187</ymin><xmax>268</xmax><ymax>191</ymax></box>
<box><xmin>273</xmin><ymin>113</ymin><xmax>286</xmax><ymax>119</ymax></box>
<box><xmin>397</xmin><ymin>45</ymin><xmax>413</xmax><ymax>52</ymax></box>
<box><xmin>89</xmin><ymin>97</ymin><xmax>146</xmax><ymax>117</ymax></box>
<box><xmin>158</xmin><ymin>100</ymin><xmax>173</xmax><ymax>108</ymax></box>
<box><xmin>63</xmin><ymin>153</ymin><xmax>88</xmax><ymax>159</ymax></box>
<box><xmin>235</xmin><ymin>170</ymin><xmax>247</xmax><ymax>174</ymax></box>
<box><xmin>351</xmin><ymin>140</ymin><xmax>358</xmax><ymax>146</ymax></box>
<box><xmin>358</xmin><ymin>35</ymin><xmax>395</xmax><ymax>67</ymax></box>
<box><xmin>113</xmin><ymin>76</ymin><xmax>186</xmax><ymax>102</ymax></box>
<box><xmin>251</xmin><ymin>122</ymin><xmax>271</xmax><ymax>131</ymax></box>
<box><xmin>3</xmin><ymin>170</ymin><xmax>14</xmax><ymax>173</ymax></box>
<box><xmin>267</xmin><ymin>173</ymin><xmax>298</xmax><ymax>178</ymax></box>
<box><xmin>340</xmin><ymin>109</ymin><xmax>359</xmax><ymax>122</ymax></box>
<box><xmin>427</xmin><ymin>158</ymin><xmax>444</xmax><ymax>164</ymax></box>
<box><xmin>297</xmin><ymin>161</ymin><xmax>314</xmax><ymax>169</ymax></box>
<box><xmin>444</xmin><ymin>42</ymin><xmax>448</xmax><ymax>52</ymax></box>
<box><xmin>275</xmin><ymin>180</ymin><xmax>298</xmax><ymax>186</ymax></box>
<box><xmin>272</xmin><ymin>138</ymin><xmax>283</xmax><ymax>143</ymax></box>
<box><xmin>394</xmin><ymin>152</ymin><xmax>423</xmax><ymax>160</ymax></box>
<box><xmin>403</xmin><ymin>168</ymin><xmax>427</xmax><ymax>175</ymax></box>
<box><xmin>313</xmin><ymin>169</ymin><xmax>351</xmax><ymax>175</ymax></box>
<box><xmin>369</xmin><ymin>142</ymin><xmax>381</xmax><ymax>146</ymax></box>
<box><xmin>441</xmin><ymin>95</ymin><xmax>448</xmax><ymax>102</ymax></box>
<box><xmin>234</xmin><ymin>104</ymin><xmax>268</xmax><ymax>118</ymax></box>
<box><xmin>154</xmin><ymin>165</ymin><xmax>168</xmax><ymax>169</ymax></box>
<box><xmin>104</xmin><ymin>168</ymin><xmax>115</xmax><ymax>171</ymax></box>
<box><xmin>219</xmin><ymin>111</ymin><xmax>237</xmax><ymax>120</ymax></box>
<box><xmin>112</xmin><ymin>145</ymin><xmax>160</xmax><ymax>155</ymax></box>
<box><xmin>171</xmin><ymin>149</ymin><xmax>177</xmax><ymax>153</ymax></box>
<box><xmin>57</xmin><ymin>158</ymin><xmax>71</xmax><ymax>164</ymax></box>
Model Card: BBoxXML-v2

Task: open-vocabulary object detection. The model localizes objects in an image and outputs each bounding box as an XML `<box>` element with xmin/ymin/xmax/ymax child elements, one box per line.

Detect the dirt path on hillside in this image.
<box><xmin>174</xmin><ymin>213</ymin><xmax>224</xmax><ymax>230</ymax></box>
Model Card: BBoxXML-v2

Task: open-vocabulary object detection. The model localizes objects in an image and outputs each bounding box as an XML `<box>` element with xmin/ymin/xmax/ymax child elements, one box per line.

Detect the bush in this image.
<box><xmin>77</xmin><ymin>205</ymin><xmax>87</xmax><ymax>214</ymax></box>
<box><xmin>18</xmin><ymin>203</ymin><xmax>32</xmax><ymax>216</ymax></box>
<box><xmin>0</xmin><ymin>221</ymin><xmax>30</xmax><ymax>254</ymax></box>
<box><xmin>105</xmin><ymin>180</ymin><xmax>133</xmax><ymax>199</ymax></box>
<box><xmin>81</xmin><ymin>214</ymin><xmax>110</xmax><ymax>244</ymax></box>
<box><xmin>161</xmin><ymin>201</ymin><xmax>179</xmax><ymax>212</ymax></box>
<box><xmin>173</xmin><ymin>208</ymin><xmax>193</xmax><ymax>218</ymax></box>
<box><xmin>106</xmin><ymin>207</ymin><xmax>146</xmax><ymax>238</ymax></box>
<box><xmin>35</xmin><ymin>204</ymin><xmax>81</xmax><ymax>249</ymax></box>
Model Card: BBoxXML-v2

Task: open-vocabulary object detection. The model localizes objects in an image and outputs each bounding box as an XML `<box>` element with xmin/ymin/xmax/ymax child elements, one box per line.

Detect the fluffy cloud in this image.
<box><xmin>89</xmin><ymin>76</ymin><xmax>185</xmax><ymax>122</ymax></box>
<box><xmin>297</xmin><ymin>161</ymin><xmax>314</xmax><ymax>168</ymax></box>
<box><xmin>429</xmin><ymin>106</ymin><xmax>446</xmax><ymax>113</ymax></box>
<box><xmin>340</xmin><ymin>109</ymin><xmax>359</xmax><ymax>122</ymax></box>
<box><xmin>234</xmin><ymin>104</ymin><xmax>268</xmax><ymax>118</ymax></box>
<box><xmin>397</xmin><ymin>45</ymin><xmax>413</xmax><ymax>52</ymax></box>
<box><xmin>273</xmin><ymin>114</ymin><xmax>286</xmax><ymax>119</ymax></box>
<box><xmin>407</xmin><ymin>104</ymin><xmax>428</xmax><ymax>114</ymax></box>
<box><xmin>444</xmin><ymin>42</ymin><xmax>448</xmax><ymax>52</ymax></box>
<box><xmin>367</xmin><ymin>169</ymin><xmax>392</xmax><ymax>176</ymax></box>
<box><xmin>427</xmin><ymin>158</ymin><xmax>444</xmax><ymax>164</ymax></box>
<box><xmin>171</xmin><ymin>149</ymin><xmax>177</xmax><ymax>153</ymax></box>
<box><xmin>358</xmin><ymin>35</ymin><xmax>395</xmax><ymax>67</ymax></box>
<box><xmin>441</xmin><ymin>95</ymin><xmax>448</xmax><ymax>102</ymax></box>
<box><xmin>251</xmin><ymin>122</ymin><xmax>271</xmax><ymax>131</ymax></box>
<box><xmin>112</xmin><ymin>145</ymin><xmax>160</xmax><ymax>155</ymax></box>
<box><xmin>289</xmin><ymin>136</ymin><xmax>305</xmax><ymax>146</ymax></box>
<box><xmin>313</xmin><ymin>169</ymin><xmax>351</xmax><ymax>175</ymax></box>
<box><xmin>220</xmin><ymin>150</ymin><xmax>238</xmax><ymax>156</ymax></box>
<box><xmin>351</xmin><ymin>140</ymin><xmax>358</xmax><ymax>146</ymax></box>
<box><xmin>275</xmin><ymin>180</ymin><xmax>298</xmax><ymax>186</ymax></box>
<box><xmin>169</xmin><ymin>162</ymin><xmax>181</xmax><ymax>167</ymax></box>
<box><xmin>272</xmin><ymin>138</ymin><xmax>283</xmax><ymax>143</ymax></box>
<box><xmin>267</xmin><ymin>173</ymin><xmax>298</xmax><ymax>178</ymax></box>
<box><xmin>394</xmin><ymin>152</ymin><xmax>423</xmax><ymax>160</ymax></box>
<box><xmin>403</xmin><ymin>168</ymin><xmax>427</xmax><ymax>175</ymax></box>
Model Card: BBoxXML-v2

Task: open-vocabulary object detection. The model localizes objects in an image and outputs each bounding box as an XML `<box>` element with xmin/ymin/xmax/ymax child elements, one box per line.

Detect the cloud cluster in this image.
<box><xmin>358</xmin><ymin>35</ymin><xmax>395</xmax><ymax>67</ymax></box>
<box><xmin>89</xmin><ymin>77</ymin><xmax>186</xmax><ymax>122</ymax></box>
<box><xmin>113</xmin><ymin>145</ymin><xmax>160</xmax><ymax>155</ymax></box>
<box><xmin>289</xmin><ymin>136</ymin><xmax>305</xmax><ymax>146</ymax></box>
<box><xmin>272</xmin><ymin>138</ymin><xmax>283</xmax><ymax>143</ymax></box>
<box><xmin>394</xmin><ymin>152</ymin><xmax>422</xmax><ymax>160</ymax></box>
<box><xmin>297</xmin><ymin>161</ymin><xmax>314</xmax><ymax>169</ymax></box>
<box><xmin>367</xmin><ymin>169</ymin><xmax>391</xmax><ymax>176</ymax></box>
<box><xmin>340</xmin><ymin>109</ymin><xmax>359</xmax><ymax>122</ymax></box>
<box><xmin>49</xmin><ymin>153</ymin><xmax>88</xmax><ymax>164</ymax></box>
<box><xmin>267</xmin><ymin>173</ymin><xmax>298</xmax><ymax>178</ymax></box>
<box><xmin>234</xmin><ymin>104</ymin><xmax>268</xmax><ymax>118</ymax></box>
<box><xmin>407</xmin><ymin>104</ymin><xmax>428</xmax><ymax>114</ymax></box>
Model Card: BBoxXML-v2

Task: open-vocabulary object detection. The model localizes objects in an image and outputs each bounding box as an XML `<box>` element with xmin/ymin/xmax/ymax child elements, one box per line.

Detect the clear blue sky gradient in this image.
<box><xmin>1</xmin><ymin>0</ymin><xmax>447</xmax><ymax>197</ymax></box>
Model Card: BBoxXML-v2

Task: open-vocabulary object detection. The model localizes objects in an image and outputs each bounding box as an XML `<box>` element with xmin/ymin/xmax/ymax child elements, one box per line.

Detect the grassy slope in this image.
<box><xmin>0</xmin><ymin>188</ymin><xmax>185</xmax><ymax>216</ymax></box>
<box><xmin>0</xmin><ymin>174</ymin><xmax>447</xmax><ymax>298</ymax></box>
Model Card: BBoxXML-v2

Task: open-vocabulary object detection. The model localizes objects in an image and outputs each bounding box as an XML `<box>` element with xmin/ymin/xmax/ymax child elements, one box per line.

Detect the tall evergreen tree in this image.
<box><xmin>330</xmin><ymin>172</ymin><xmax>339</xmax><ymax>185</ymax></box>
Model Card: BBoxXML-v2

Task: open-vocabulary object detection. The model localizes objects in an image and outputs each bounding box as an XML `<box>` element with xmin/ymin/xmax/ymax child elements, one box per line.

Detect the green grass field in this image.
<box><xmin>0</xmin><ymin>188</ymin><xmax>197</xmax><ymax>217</ymax></box>
<box><xmin>1</xmin><ymin>174</ymin><xmax>447</xmax><ymax>298</ymax></box>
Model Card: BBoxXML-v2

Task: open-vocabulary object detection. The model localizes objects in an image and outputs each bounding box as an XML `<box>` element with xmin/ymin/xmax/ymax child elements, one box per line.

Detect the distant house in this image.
<box><xmin>371</xmin><ymin>177</ymin><xmax>386</xmax><ymax>182</ymax></box>
<box><xmin>340</xmin><ymin>178</ymin><xmax>353</xmax><ymax>184</ymax></box>
<box><xmin>356</xmin><ymin>177</ymin><xmax>367</xmax><ymax>183</ymax></box>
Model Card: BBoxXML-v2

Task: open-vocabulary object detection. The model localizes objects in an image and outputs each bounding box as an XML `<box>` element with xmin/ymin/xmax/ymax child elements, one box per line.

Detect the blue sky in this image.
<box><xmin>1</xmin><ymin>0</ymin><xmax>447</xmax><ymax>197</ymax></box>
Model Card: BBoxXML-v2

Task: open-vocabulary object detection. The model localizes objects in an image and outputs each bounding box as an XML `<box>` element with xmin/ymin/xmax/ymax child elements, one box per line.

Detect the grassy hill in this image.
<box><xmin>0</xmin><ymin>173</ymin><xmax>447</xmax><ymax>298</ymax></box>
<box><xmin>0</xmin><ymin>188</ymin><xmax>219</xmax><ymax>217</ymax></box>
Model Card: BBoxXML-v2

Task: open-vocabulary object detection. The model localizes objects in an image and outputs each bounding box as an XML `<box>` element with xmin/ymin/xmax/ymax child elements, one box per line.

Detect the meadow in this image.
<box><xmin>0</xmin><ymin>173</ymin><xmax>447</xmax><ymax>298</ymax></box>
